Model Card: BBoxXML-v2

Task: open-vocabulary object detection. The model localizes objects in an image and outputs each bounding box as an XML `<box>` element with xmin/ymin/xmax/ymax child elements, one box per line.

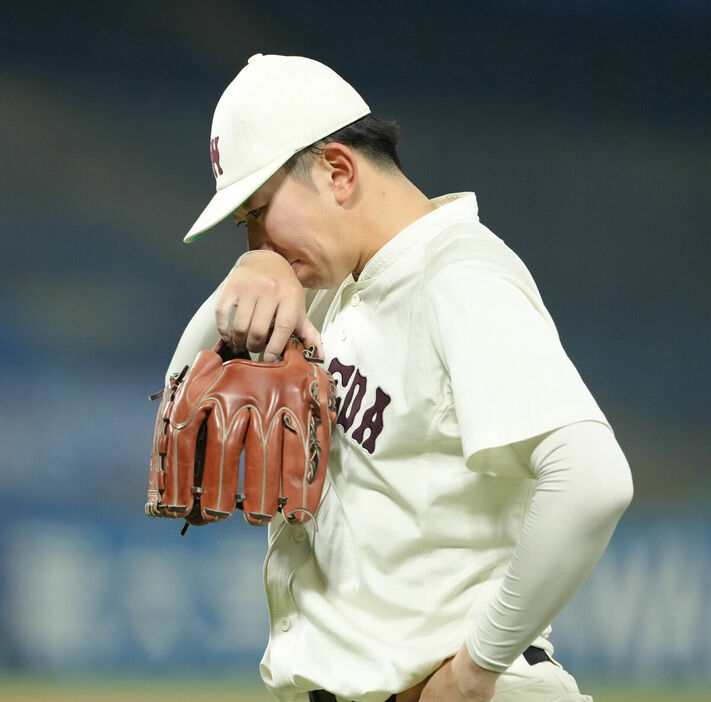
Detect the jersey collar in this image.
<box><xmin>356</xmin><ymin>192</ymin><xmax>479</xmax><ymax>283</ymax></box>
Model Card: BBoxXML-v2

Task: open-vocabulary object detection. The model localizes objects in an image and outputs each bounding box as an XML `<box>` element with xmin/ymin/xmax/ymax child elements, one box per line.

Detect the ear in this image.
<box><xmin>319</xmin><ymin>143</ymin><xmax>358</xmax><ymax>205</ymax></box>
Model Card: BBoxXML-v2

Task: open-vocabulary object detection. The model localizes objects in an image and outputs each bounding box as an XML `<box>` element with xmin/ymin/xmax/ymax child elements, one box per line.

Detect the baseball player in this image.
<box><xmin>167</xmin><ymin>54</ymin><xmax>633</xmax><ymax>702</ymax></box>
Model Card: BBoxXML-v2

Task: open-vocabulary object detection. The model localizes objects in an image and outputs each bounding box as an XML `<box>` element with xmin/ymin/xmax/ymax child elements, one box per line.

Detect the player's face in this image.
<box><xmin>233</xmin><ymin>168</ymin><xmax>358</xmax><ymax>289</ymax></box>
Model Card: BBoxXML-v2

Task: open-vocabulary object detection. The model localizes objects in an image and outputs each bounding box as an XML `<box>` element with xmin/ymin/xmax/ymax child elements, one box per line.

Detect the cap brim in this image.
<box><xmin>183</xmin><ymin>152</ymin><xmax>293</xmax><ymax>243</ymax></box>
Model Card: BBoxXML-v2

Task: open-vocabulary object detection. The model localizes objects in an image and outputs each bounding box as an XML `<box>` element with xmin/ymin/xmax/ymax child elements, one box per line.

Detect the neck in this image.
<box><xmin>352</xmin><ymin>169</ymin><xmax>435</xmax><ymax>278</ymax></box>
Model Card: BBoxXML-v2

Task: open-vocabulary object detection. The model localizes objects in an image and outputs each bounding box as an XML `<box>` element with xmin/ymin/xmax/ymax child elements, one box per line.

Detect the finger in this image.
<box><xmin>293</xmin><ymin>314</ymin><xmax>324</xmax><ymax>359</ymax></box>
<box><xmin>215</xmin><ymin>286</ymin><xmax>240</xmax><ymax>341</ymax></box>
<box><xmin>246</xmin><ymin>297</ymin><xmax>281</xmax><ymax>353</ymax></box>
<box><xmin>229</xmin><ymin>293</ymin><xmax>258</xmax><ymax>350</ymax></box>
<box><xmin>263</xmin><ymin>298</ymin><xmax>301</xmax><ymax>362</ymax></box>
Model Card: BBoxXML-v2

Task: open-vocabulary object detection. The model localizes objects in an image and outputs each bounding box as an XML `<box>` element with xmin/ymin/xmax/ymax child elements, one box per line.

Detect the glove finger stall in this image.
<box><xmin>198</xmin><ymin>401</ymin><xmax>250</xmax><ymax>524</ymax></box>
<box><xmin>242</xmin><ymin>407</ymin><xmax>281</xmax><ymax>525</ymax></box>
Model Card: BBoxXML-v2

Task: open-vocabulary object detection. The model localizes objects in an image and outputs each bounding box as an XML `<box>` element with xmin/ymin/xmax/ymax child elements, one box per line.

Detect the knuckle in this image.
<box><xmin>222</xmin><ymin>275</ymin><xmax>241</xmax><ymax>294</ymax></box>
<box><xmin>230</xmin><ymin>318</ymin><xmax>247</xmax><ymax>335</ymax></box>
<box><xmin>216</xmin><ymin>293</ymin><xmax>237</xmax><ymax>314</ymax></box>
<box><xmin>286</xmin><ymin>281</ymin><xmax>304</xmax><ymax>297</ymax></box>
<box><xmin>274</xmin><ymin>317</ymin><xmax>296</xmax><ymax>331</ymax></box>
<box><xmin>262</xmin><ymin>278</ymin><xmax>280</xmax><ymax>296</ymax></box>
<box><xmin>231</xmin><ymin>326</ymin><xmax>248</xmax><ymax>342</ymax></box>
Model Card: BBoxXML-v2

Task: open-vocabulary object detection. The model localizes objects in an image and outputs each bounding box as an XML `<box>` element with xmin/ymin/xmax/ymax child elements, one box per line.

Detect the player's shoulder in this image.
<box><xmin>423</xmin><ymin>225</ymin><xmax>558</xmax><ymax>337</ymax></box>
<box><xmin>423</xmin><ymin>215</ymin><xmax>536</xmax><ymax>294</ymax></box>
<box><xmin>418</xmin><ymin>202</ymin><xmax>554</xmax><ymax>327</ymax></box>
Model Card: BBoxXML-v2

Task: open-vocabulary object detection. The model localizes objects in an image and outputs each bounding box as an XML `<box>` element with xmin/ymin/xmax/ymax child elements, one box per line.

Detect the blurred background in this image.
<box><xmin>1</xmin><ymin>0</ymin><xmax>709</xmax><ymax>699</ymax></box>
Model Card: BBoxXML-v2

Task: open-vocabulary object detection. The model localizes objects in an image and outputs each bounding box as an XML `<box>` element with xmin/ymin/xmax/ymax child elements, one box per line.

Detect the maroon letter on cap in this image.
<box><xmin>210</xmin><ymin>137</ymin><xmax>224</xmax><ymax>178</ymax></box>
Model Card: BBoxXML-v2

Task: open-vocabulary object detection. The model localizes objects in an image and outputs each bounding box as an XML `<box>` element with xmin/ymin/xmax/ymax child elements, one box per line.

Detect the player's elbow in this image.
<box><xmin>583</xmin><ymin>449</ymin><xmax>634</xmax><ymax>532</ymax></box>
<box><xmin>614</xmin><ymin>459</ymin><xmax>634</xmax><ymax>513</ymax></box>
<box><xmin>542</xmin><ymin>421</ymin><xmax>634</xmax><ymax>530</ymax></box>
<box><xmin>598</xmin><ymin>461</ymin><xmax>633</xmax><ymax>521</ymax></box>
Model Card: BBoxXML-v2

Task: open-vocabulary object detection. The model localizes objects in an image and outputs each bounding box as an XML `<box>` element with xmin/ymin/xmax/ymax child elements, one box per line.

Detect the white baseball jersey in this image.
<box><xmin>258</xmin><ymin>192</ymin><xmax>611</xmax><ymax>701</ymax></box>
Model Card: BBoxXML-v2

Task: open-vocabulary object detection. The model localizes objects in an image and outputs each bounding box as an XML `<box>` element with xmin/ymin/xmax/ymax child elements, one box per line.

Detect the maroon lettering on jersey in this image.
<box><xmin>352</xmin><ymin>387</ymin><xmax>391</xmax><ymax>454</ymax></box>
<box><xmin>327</xmin><ymin>358</ymin><xmax>355</xmax><ymax>416</ymax></box>
<box><xmin>337</xmin><ymin>370</ymin><xmax>367</xmax><ymax>432</ymax></box>
<box><xmin>210</xmin><ymin>136</ymin><xmax>224</xmax><ymax>178</ymax></box>
<box><xmin>328</xmin><ymin>357</ymin><xmax>390</xmax><ymax>454</ymax></box>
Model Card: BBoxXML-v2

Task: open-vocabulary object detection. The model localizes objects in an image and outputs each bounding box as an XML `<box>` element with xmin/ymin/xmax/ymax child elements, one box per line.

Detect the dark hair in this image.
<box><xmin>283</xmin><ymin>114</ymin><xmax>402</xmax><ymax>187</ymax></box>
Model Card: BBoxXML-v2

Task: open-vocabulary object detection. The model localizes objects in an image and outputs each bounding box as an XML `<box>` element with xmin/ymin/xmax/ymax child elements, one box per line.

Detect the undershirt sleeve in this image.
<box><xmin>465</xmin><ymin>420</ymin><xmax>633</xmax><ymax>671</ymax></box>
<box><xmin>165</xmin><ymin>283</ymin><xmax>223</xmax><ymax>383</ymax></box>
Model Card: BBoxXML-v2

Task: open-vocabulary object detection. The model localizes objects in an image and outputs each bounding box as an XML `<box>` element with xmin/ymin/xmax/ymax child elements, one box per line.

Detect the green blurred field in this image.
<box><xmin>0</xmin><ymin>677</ymin><xmax>708</xmax><ymax>701</ymax></box>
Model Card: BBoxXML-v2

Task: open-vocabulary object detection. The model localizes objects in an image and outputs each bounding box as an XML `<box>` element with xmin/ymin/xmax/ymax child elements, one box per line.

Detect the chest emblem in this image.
<box><xmin>328</xmin><ymin>358</ymin><xmax>391</xmax><ymax>454</ymax></box>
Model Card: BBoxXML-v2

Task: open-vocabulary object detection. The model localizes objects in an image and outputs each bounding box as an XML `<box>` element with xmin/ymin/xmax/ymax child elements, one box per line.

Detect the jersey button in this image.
<box><xmin>340</xmin><ymin>329</ymin><xmax>347</xmax><ymax>341</ymax></box>
<box><xmin>350</xmin><ymin>293</ymin><xmax>360</xmax><ymax>306</ymax></box>
<box><xmin>293</xmin><ymin>528</ymin><xmax>308</xmax><ymax>543</ymax></box>
<box><xmin>279</xmin><ymin>617</ymin><xmax>291</xmax><ymax>632</ymax></box>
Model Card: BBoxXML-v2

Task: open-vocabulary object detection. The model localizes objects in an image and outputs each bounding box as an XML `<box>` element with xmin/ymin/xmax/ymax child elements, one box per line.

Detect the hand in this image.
<box><xmin>215</xmin><ymin>250</ymin><xmax>323</xmax><ymax>362</ymax></box>
<box><xmin>396</xmin><ymin>645</ymin><xmax>499</xmax><ymax>702</ymax></box>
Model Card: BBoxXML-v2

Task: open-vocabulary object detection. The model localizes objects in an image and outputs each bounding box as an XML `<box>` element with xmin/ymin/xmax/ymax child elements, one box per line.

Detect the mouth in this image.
<box><xmin>290</xmin><ymin>259</ymin><xmax>302</xmax><ymax>274</ymax></box>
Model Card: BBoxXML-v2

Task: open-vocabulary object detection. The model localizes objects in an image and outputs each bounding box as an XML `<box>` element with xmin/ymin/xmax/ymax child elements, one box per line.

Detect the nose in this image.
<box><xmin>247</xmin><ymin>227</ymin><xmax>276</xmax><ymax>253</ymax></box>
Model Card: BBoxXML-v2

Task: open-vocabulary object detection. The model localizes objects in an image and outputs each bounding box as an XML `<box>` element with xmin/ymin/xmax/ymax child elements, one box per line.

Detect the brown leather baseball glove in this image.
<box><xmin>145</xmin><ymin>337</ymin><xmax>337</xmax><ymax>533</ymax></box>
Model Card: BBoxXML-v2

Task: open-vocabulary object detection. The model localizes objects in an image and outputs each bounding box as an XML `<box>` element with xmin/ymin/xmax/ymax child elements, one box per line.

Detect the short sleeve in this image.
<box><xmin>425</xmin><ymin>265</ymin><xmax>609</xmax><ymax>475</ymax></box>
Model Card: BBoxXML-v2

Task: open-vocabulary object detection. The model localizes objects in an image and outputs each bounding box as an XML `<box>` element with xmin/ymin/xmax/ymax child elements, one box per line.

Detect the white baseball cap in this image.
<box><xmin>184</xmin><ymin>53</ymin><xmax>371</xmax><ymax>243</ymax></box>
